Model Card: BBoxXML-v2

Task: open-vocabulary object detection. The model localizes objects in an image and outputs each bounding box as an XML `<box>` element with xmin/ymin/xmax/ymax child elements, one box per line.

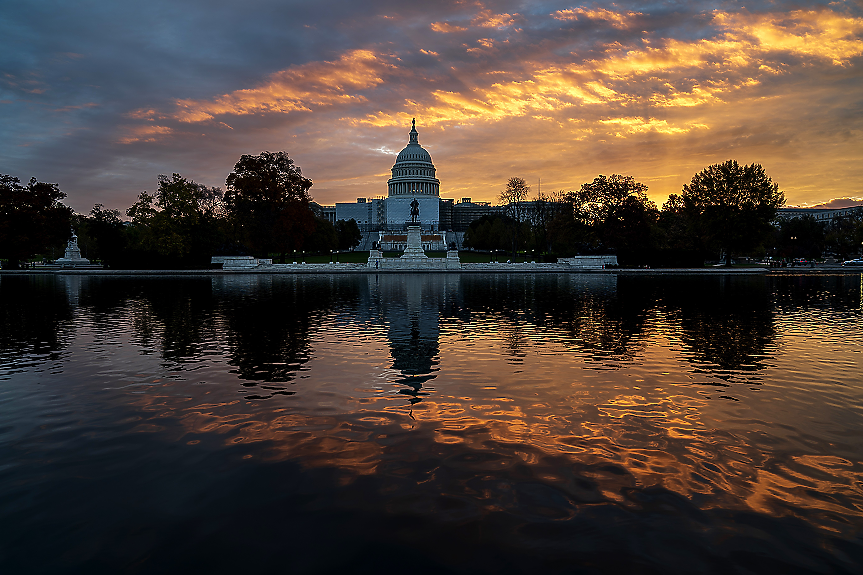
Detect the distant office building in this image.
<box><xmin>778</xmin><ymin>206</ymin><xmax>863</xmax><ymax>224</ymax></box>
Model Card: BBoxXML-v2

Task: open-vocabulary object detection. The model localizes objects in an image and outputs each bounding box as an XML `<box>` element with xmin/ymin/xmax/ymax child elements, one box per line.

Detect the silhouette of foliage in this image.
<box><xmin>125</xmin><ymin>174</ymin><xmax>225</xmax><ymax>268</ymax></box>
<box><xmin>225</xmin><ymin>151</ymin><xmax>315</xmax><ymax>263</ymax></box>
<box><xmin>0</xmin><ymin>175</ymin><xmax>72</xmax><ymax>268</ymax></box>
<box><xmin>335</xmin><ymin>218</ymin><xmax>362</xmax><ymax>251</ymax></box>
<box><xmin>566</xmin><ymin>175</ymin><xmax>658</xmax><ymax>263</ymax></box>
<box><xmin>499</xmin><ymin>177</ymin><xmax>530</xmax><ymax>257</ymax></box>
<box><xmin>666</xmin><ymin>161</ymin><xmax>784</xmax><ymax>265</ymax></box>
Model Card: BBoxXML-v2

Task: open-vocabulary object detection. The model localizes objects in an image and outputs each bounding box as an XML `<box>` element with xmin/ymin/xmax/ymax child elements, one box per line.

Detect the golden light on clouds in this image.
<box><xmin>104</xmin><ymin>4</ymin><xmax>863</xmax><ymax>207</ymax></box>
<box><xmin>126</xmin><ymin>49</ymin><xmax>392</xmax><ymax>133</ymax></box>
<box><xmin>552</xmin><ymin>6</ymin><xmax>642</xmax><ymax>29</ymax></box>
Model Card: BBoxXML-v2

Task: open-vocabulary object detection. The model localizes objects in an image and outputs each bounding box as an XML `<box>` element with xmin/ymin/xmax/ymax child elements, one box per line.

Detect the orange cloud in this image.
<box><xmin>430</xmin><ymin>21</ymin><xmax>468</xmax><ymax>33</ymax></box>
<box><xmin>432</xmin><ymin>7</ymin><xmax>517</xmax><ymax>33</ymax></box>
<box><xmin>471</xmin><ymin>9</ymin><xmax>517</xmax><ymax>29</ymax></box>
<box><xmin>131</xmin><ymin>50</ymin><xmax>391</xmax><ymax>125</ymax></box>
<box><xmin>119</xmin><ymin>125</ymin><xmax>173</xmax><ymax>144</ymax></box>
<box><xmin>594</xmin><ymin>9</ymin><xmax>863</xmax><ymax>80</ymax></box>
<box><xmin>552</xmin><ymin>6</ymin><xmax>642</xmax><ymax>29</ymax></box>
<box><xmin>717</xmin><ymin>9</ymin><xmax>863</xmax><ymax>65</ymax></box>
<box><xmin>599</xmin><ymin>117</ymin><xmax>706</xmax><ymax>136</ymax></box>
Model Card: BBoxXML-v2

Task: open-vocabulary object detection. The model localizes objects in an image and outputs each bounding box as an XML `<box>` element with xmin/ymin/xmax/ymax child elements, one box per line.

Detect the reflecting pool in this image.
<box><xmin>1</xmin><ymin>273</ymin><xmax>861</xmax><ymax>574</ymax></box>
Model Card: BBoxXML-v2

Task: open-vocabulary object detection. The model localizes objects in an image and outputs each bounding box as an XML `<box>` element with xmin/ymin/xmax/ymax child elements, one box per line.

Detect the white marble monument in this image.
<box><xmin>55</xmin><ymin>232</ymin><xmax>92</xmax><ymax>267</ymax></box>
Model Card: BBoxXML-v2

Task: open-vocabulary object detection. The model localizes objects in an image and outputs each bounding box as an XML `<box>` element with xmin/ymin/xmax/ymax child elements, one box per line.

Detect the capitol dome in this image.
<box><xmin>388</xmin><ymin>119</ymin><xmax>440</xmax><ymax>197</ymax></box>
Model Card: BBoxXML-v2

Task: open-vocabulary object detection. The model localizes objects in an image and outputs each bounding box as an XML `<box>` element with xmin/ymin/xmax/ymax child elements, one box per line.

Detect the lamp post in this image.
<box><xmin>330</xmin><ymin>250</ymin><xmax>334</xmax><ymax>264</ymax></box>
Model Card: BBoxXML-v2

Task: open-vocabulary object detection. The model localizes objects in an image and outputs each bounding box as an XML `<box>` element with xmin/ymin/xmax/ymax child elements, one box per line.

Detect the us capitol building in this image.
<box><xmin>322</xmin><ymin>120</ymin><xmax>494</xmax><ymax>237</ymax></box>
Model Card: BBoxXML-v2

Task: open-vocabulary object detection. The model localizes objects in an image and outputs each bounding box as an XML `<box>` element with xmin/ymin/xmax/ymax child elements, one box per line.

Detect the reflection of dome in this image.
<box><xmin>388</xmin><ymin>119</ymin><xmax>440</xmax><ymax>197</ymax></box>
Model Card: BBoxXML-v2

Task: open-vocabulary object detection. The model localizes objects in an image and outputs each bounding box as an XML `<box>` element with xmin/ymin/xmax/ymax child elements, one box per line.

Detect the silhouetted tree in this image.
<box><xmin>667</xmin><ymin>161</ymin><xmax>784</xmax><ymax>265</ymax></box>
<box><xmin>126</xmin><ymin>173</ymin><xmax>225</xmax><ymax>267</ymax></box>
<box><xmin>463</xmin><ymin>214</ymin><xmax>511</xmax><ymax>252</ymax></box>
<box><xmin>75</xmin><ymin>204</ymin><xmax>127</xmax><ymax>267</ymax></box>
<box><xmin>530</xmin><ymin>190</ymin><xmax>568</xmax><ymax>255</ymax></box>
<box><xmin>776</xmin><ymin>215</ymin><xmax>826</xmax><ymax>260</ymax></box>
<box><xmin>567</xmin><ymin>175</ymin><xmax>657</xmax><ymax>263</ymax></box>
<box><xmin>824</xmin><ymin>209</ymin><xmax>863</xmax><ymax>260</ymax></box>
<box><xmin>224</xmin><ymin>151</ymin><xmax>315</xmax><ymax>263</ymax></box>
<box><xmin>304</xmin><ymin>216</ymin><xmax>338</xmax><ymax>253</ymax></box>
<box><xmin>0</xmin><ymin>175</ymin><xmax>72</xmax><ymax>268</ymax></box>
<box><xmin>499</xmin><ymin>177</ymin><xmax>530</xmax><ymax>257</ymax></box>
<box><xmin>335</xmin><ymin>218</ymin><xmax>362</xmax><ymax>251</ymax></box>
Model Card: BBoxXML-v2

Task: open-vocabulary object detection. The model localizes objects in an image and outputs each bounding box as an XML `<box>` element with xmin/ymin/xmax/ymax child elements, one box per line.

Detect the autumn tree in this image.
<box><xmin>667</xmin><ymin>160</ymin><xmax>784</xmax><ymax>265</ymax></box>
<box><xmin>0</xmin><ymin>175</ymin><xmax>72</xmax><ymax>268</ymax></box>
<box><xmin>224</xmin><ymin>151</ymin><xmax>315</xmax><ymax>262</ymax></box>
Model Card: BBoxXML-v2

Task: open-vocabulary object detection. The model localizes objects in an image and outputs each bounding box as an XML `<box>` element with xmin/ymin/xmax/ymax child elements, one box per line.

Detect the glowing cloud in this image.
<box><xmin>133</xmin><ymin>50</ymin><xmax>391</xmax><ymax>125</ymax></box>
<box><xmin>430</xmin><ymin>21</ymin><xmax>468</xmax><ymax>33</ymax></box>
<box><xmin>552</xmin><ymin>6</ymin><xmax>642</xmax><ymax>29</ymax></box>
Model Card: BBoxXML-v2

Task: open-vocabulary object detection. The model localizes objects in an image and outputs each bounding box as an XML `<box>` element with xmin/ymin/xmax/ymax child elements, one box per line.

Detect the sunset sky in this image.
<box><xmin>2</xmin><ymin>0</ymin><xmax>862</xmax><ymax>214</ymax></box>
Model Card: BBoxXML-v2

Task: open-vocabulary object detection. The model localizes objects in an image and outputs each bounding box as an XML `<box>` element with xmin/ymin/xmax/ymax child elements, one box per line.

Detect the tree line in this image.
<box><xmin>462</xmin><ymin>160</ymin><xmax>857</xmax><ymax>266</ymax></box>
<box><xmin>3</xmin><ymin>155</ymin><xmax>860</xmax><ymax>269</ymax></box>
<box><xmin>0</xmin><ymin>152</ymin><xmax>361</xmax><ymax>269</ymax></box>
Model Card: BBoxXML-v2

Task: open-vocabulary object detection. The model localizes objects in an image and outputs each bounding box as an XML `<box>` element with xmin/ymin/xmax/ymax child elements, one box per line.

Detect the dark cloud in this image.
<box><xmin>807</xmin><ymin>198</ymin><xmax>863</xmax><ymax>208</ymax></box>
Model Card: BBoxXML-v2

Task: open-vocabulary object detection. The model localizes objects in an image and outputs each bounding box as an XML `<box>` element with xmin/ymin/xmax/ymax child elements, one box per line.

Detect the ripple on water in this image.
<box><xmin>0</xmin><ymin>273</ymin><xmax>861</xmax><ymax>573</ymax></box>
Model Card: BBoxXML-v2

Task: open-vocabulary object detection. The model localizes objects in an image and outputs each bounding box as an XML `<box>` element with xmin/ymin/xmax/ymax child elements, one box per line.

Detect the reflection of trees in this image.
<box><xmin>215</xmin><ymin>276</ymin><xmax>363</xmax><ymax>395</ymax></box>
<box><xmin>0</xmin><ymin>276</ymin><xmax>72</xmax><ymax>362</ymax></box>
<box><xmin>770</xmin><ymin>274</ymin><xmax>862</xmax><ymax>312</ymax></box>
<box><xmin>77</xmin><ymin>277</ymin><xmax>219</xmax><ymax>359</ymax></box>
<box><xmin>454</xmin><ymin>274</ymin><xmax>654</xmax><ymax>361</ymax></box>
<box><xmin>663</xmin><ymin>276</ymin><xmax>775</xmax><ymax>370</ymax></box>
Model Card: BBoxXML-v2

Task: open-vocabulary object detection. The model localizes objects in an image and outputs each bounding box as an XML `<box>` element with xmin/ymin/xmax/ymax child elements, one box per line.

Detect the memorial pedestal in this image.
<box><xmin>401</xmin><ymin>224</ymin><xmax>427</xmax><ymax>261</ymax></box>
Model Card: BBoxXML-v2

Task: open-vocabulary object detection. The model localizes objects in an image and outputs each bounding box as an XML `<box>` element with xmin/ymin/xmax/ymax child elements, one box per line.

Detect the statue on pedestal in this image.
<box><xmin>410</xmin><ymin>198</ymin><xmax>420</xmax><ymax>224</ymax></box>
<box><xmin>55</xmin><ymin>229</ymin><xmax>91</xmax><ymax>267</ymax></box>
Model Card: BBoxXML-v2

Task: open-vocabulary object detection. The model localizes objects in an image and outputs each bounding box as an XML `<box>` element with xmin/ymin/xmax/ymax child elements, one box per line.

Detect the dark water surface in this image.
<box><xmin>1</xmin><ymin>273</ymin><xmax>862</xmax><ymax>574</ymax></box>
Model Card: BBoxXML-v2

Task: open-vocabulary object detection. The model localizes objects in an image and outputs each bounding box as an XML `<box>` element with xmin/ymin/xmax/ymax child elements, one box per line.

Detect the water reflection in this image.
<box><xmin>661</xmin><ymin>276</ymin><xmax>776</xmax><ymax>371</ymax></box>
<box><xmin>0</xmin><ymin>276</ymin><xmax>72</xmax><ymax>370</ymax></box>
<box><xmin>1</xmin><ymin>272</ymin><xmax>862</xmax><ymax>574</ymax></box>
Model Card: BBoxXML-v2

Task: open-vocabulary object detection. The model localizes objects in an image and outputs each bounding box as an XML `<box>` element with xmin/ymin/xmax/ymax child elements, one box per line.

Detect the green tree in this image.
<box><xmin>0</xmin><ymin>175</ymin><xmax>72</xmax><ymax>268</ymax></box>
<box><xmin>668</xmin><ymin>160</ymin><xmax>784</xmax><ymax>265</ymax></box>
<box><xmin>224</xmin><ymin>151</ymin><xmax>315</xmax><ymax>262</ymax></box>
<box><xmin>126</xmin><ymin>174</ymin><xmax>224</xmax><ymax>267</ymax></box>
<box><xmin>76</xmin><ymin>204</ymin><xmax>128</xmax><ymax>268</ymax></box>
<box><xmin>463</xmin><ymin>214</ymin><xmax>511</xmax><ymax>252</ymax></box>
<box><xmin>335</xmin><ymin>219</ymin><xmax>362</xmax><ymax>251</ymax></box>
